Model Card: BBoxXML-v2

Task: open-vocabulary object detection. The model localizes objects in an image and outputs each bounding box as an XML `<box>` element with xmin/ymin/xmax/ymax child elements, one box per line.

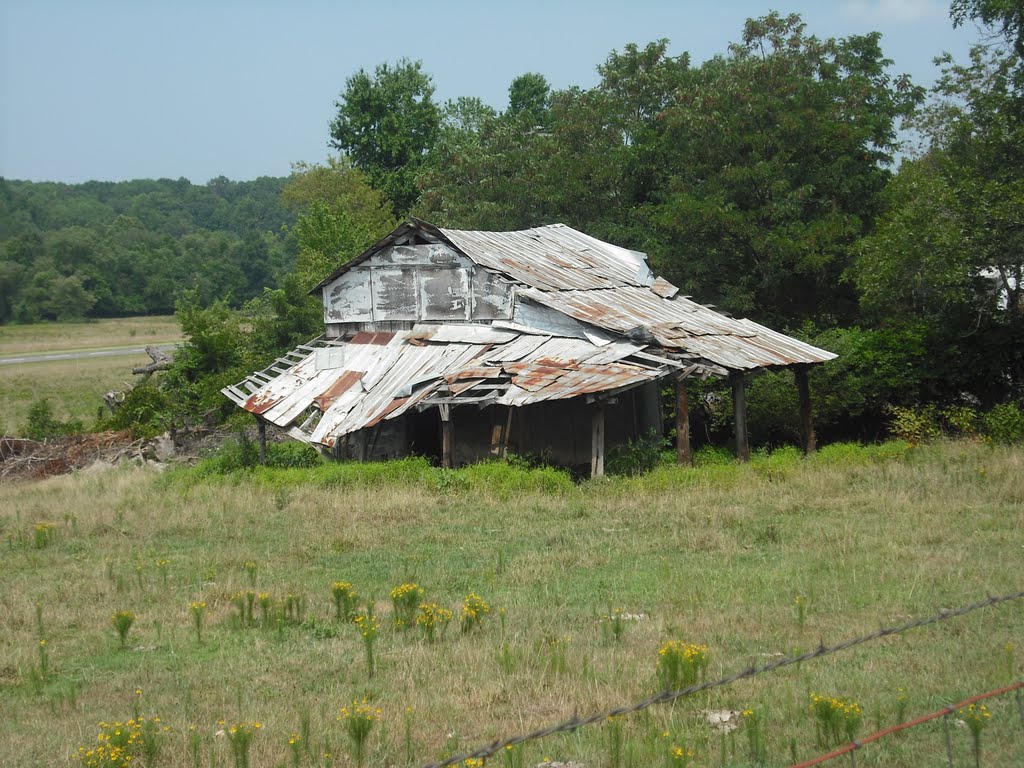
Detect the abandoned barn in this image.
<box><xmin>222</xmin><ymin>219</ymin><xmax>836</xmax><ymax>476</ymax></box>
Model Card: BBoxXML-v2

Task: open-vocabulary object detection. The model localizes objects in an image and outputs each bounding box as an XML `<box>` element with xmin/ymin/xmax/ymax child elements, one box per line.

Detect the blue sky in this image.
<box><xmin>0</xmin><ymin>0</ymin><xmax>984</xmax><ymax>184</ymax></box>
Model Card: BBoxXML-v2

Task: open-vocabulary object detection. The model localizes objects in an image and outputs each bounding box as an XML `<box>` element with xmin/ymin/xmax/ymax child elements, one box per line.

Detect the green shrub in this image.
<box><xmin>692</xmin><ymin>445</ymin><xmax>735</xmax><ymax>466</ymax></box>
<box><xmin>191</xmin><ymin>433</ymin><xmax>259</xmax><ymax>475</ymax></box>
<box><xmin>99</xmin><ymin>384</ymin><xmax>173</xmax><ymax>439</ymax></box>
<box><xmin>887</xmin><ymin>405</ymin><xmax>941</xmax><ymax>444</ymax></box>
<box><xmin>454</xmin><ymin>459</ymin><xmax>573</xmax><ymax>496</ymax></box>
<box><xmin>750</xmin><ymin>445</ymin><xmax>802</xmax><ymax>480</ymax></box>
<box><xmin>23</xmin><ymin>398</ymin><xmax>84</xmax><ymax>441</ymax></box>
<box><xmin>981</xmin><ymin>403</ymin><xmax>1024</xmax><ymax>445</ymax></box>
<box><xmin>264</xmin><ymin>441</ymin><xmax>323</xmax><ymax>469</ymax></box>
<box><xmin>606</xmin><ymin>429</ymin><xmax>666</xmax><ymax>476</ymax></box>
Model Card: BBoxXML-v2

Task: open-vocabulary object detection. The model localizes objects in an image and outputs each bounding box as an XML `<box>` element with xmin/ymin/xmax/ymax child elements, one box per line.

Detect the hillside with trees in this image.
<box><xmin>0</xmin><ymin>175</ymin><xmax>295</xmax><ymax>322</ymax></box>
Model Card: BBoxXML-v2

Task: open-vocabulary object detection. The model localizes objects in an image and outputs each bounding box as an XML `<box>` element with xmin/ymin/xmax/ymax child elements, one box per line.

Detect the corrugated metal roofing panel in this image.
<box><xmin>517</xmin><ymin>286</ymin><xmax>833</xmax><ymax>370</ymax></box>
<box><xmin>408</xmin><ymin>324</ymin><xmax>519</xmax><ymax>344</ymax></box>
<box><xmin>441</xmin><ymin>224</ymin><xmax>648</xmax><ymax>291</ymax></box>
<box><xmin>227</xmin><ymin>325</ymin><xmax>684</xmax><ymax>450</ymax></box>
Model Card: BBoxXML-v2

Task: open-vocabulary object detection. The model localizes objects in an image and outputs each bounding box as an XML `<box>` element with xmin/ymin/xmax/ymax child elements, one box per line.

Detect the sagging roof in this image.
<box><xmin>222</xmin><ymin>323</ymin><xmax>695</xmax><ymax>450</ymax></box>
<box><xmin>311</xmin><ymin>219</ymin><xmax>836</xmax><ymax>372</ymax></box>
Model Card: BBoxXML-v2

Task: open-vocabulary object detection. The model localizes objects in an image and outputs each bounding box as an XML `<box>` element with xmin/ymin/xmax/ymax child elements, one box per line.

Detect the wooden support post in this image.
<box><xmin>730</xmin><ymin>371</ymin><xmax>750</xmax><ymax>462</ymax></box>
<box><xmin>591</xmin><ymin>402</ymin><xmax>606</xmax><ymax>478</ymax></box>
<box><xmin>502</xmin><ymin>406</ymin><xmax>513</xmax><ymax>459</ymax></box>
<box><xmin>440</xmin><ymin>404</ymin><xmax>453</xmax><ymax>469</ymax></box>
<box><xmin>675</xmin><ymin>375</ymin><xmax>692</xmax><ymax>465</ymax></box>
<box><xmin>795</xmin><ymin>365</ymin><xmax>816</xmax><ymax>455</ymax></box>
<box><xmin>256</xmin><ymin>417</ymin><xmax>268</xmax><ymax>466</ymax></box>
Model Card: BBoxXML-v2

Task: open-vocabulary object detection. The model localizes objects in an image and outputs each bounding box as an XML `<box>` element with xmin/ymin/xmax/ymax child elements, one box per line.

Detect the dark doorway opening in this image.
<box><xmin>407</xmin><ymin>409</ymin><xmax>443</xmax><ymax>464</ymax></box>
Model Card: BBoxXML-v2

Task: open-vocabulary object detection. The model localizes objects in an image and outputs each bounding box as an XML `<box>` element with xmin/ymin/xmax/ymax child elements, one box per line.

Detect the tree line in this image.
<box><xmin>0</xmin><ymin>176</ymin><xmax>295</xmax><ymax>322</ymax></box>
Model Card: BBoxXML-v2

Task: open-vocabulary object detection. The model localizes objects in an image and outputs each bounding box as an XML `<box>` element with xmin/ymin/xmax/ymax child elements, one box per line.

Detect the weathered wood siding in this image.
<box><xmin>322</xmin><ymin>244</ymin><xmax>513</xmax><ymax>328</ymax></box>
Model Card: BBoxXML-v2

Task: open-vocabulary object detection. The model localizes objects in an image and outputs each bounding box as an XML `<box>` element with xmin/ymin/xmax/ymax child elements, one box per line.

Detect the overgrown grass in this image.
<box><xmin>1</xmin><ymin>440</ymin><xmax>1021</xmax><ymax>767</ymax></box>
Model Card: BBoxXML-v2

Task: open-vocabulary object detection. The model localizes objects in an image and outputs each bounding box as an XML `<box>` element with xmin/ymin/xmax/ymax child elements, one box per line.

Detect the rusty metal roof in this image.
<box><xmin>223</xmin><ymin>324</ymin><xmax>686</xmax><ymax>450</ymax></box>
<box><xmin>307</xmin><ymin>218</ymin><xmax>835</xmax><ymax>371</ymax></box>
<box><xmin>439</xmin><ymin>224</ymin><xmax>653</xmax><ymax>291</ymax></box>
<box><xmin>517</xmin><ymin>287</ymin><xmax>835</xmax><ymax>370</ymax></box>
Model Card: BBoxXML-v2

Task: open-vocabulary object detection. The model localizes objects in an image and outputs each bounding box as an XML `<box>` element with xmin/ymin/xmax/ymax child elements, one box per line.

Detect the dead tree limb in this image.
<box><xmin>131</xmin><ymin>346</ymin><xmax>173</xmax><ymax>376</ymax></box>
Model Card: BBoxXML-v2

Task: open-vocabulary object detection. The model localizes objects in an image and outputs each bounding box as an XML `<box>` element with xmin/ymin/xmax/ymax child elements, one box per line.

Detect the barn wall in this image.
<box><xmin>449</xmin><ymin>392</ymin><xmax>651</xmax><ymax>469</ymax></box>
<box><xmin>329</xmin><ymin>389</ymin><xmax>658</xmax><ymax>469</ymax></box>
<box><xmin>321</xmin><ymin>244</ymin><xmax>513</xmax><ymax>328</ymax></box>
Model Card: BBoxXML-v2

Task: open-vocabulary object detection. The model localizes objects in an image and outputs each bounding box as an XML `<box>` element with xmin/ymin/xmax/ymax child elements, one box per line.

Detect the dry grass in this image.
<box><xmin>0</xmin><ymin>354</ymin><xmax>155</xmax><ymax>434</ymax></box>
<box><xmin>0</xmin><ymin>315</ymin><xmax>182</xmax><ymax>434</ymax></box>
<box><xmin>0</xmin><ymin>316</ymin><xmax>181</xmax><ymax>357</ymax></box>
<box><xmin>0</xmin><ymin>441</ymin><xmax>1021</xmax><ymax>767</ymax></box>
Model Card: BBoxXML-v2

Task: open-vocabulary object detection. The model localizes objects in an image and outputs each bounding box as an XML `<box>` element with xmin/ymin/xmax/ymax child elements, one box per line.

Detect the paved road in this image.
<box><xmin>0</xmin><ymin>344</ymin><xmax>178</xmax><ymax>366</ymax></box>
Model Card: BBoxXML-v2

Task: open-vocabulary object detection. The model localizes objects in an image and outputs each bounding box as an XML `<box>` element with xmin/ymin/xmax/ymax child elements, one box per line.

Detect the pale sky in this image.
<box><xmin>0</xmin><ymin>0</ymin><xmax>983</xmax><ymax>184</ymax></box>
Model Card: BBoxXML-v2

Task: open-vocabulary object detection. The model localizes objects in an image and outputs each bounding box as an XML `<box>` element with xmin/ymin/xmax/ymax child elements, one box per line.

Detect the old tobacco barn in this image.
<box><xmin>223</xmin><ymin>219</ymin><xmax>835</xmax><ymax>476</ymax></box>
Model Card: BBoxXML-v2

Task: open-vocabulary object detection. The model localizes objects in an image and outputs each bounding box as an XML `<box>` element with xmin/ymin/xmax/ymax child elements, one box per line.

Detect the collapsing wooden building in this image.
<box><xmin>223</xmin><ymin>219</ymin><xmax>835</xmax><ymax>475</ymax></box>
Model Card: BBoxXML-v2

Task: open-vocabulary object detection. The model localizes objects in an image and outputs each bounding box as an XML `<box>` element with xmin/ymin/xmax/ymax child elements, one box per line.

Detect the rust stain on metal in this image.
<box><xmin>244</xmin><ymin>391</ymin><xmax>285</xmax><ymax>415</ymax></box>
<box><xmin>366</xmin><ymin>396</ymin><xmax>410</xmax><ymax>428</ymax></box>
<box><xmin>350</xmin><ymin>331</ymin><xmax>396</xmax><ymax>345</ymax></box>
<box><xmin>313</xmin><ymin>370</ymin><xmax>363</xmax><ymax>411</ymax></box>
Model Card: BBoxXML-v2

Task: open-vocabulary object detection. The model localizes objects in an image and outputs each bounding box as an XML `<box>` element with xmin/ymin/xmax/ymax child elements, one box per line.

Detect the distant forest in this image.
<box><xmin>0</xmin><ymin>176</ymin><xmax>295</xmax><ymax>322</ymax></box>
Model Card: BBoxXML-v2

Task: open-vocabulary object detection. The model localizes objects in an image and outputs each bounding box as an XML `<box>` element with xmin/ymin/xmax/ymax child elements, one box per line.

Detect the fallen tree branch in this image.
<box><xmin>131</xmin><ymin>345</ymin><xmax>173</xmax><ymax>376</ymax></box>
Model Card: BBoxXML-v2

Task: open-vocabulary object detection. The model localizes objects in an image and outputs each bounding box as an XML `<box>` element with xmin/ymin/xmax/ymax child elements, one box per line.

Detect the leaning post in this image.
<box><xmin>591</xmin><ymin>402</ymin><xmax>606</xmax><ymax>478</ymax></box>
<box><xmin>440</xmin><ymin>404</ymin><xmax>454</xmax><ymax>469</ymax></box>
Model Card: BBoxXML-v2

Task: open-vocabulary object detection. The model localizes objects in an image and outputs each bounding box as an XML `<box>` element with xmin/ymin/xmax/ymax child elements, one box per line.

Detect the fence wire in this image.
<box><xmin>789</xmin><ymin>680</ymin><xmax>1024</xmax><ymax>767</ymax></box>
<box><xmin>421</xmin><ymin>589</ymin><xmax>1024</xmax><ymax>768</ymax></box>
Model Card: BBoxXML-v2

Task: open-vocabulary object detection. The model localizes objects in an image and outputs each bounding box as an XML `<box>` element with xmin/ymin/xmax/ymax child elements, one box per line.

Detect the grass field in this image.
<box><xmin>1</xmin><ymin>441</ymin><xmax>1021</xmax><ymax>767</ymax></box>
<box><xmin>0</xmin><ymin>316</ymin><xmax>182</xmax><ymax>435</ymax></box>
<box><xmin>0</xmin><ymin>316</ymin><xmax>181</xmax><ymax>357</ymax></box>
<box><xmin>0</xmin><ymin>354</ymin><xmax>156</xmax><ymax>434</ymax></box>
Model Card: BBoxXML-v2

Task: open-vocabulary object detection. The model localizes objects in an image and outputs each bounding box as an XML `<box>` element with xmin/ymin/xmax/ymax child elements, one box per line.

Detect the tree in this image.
<box><xmin>868</xmin><ymin>2</ymin><xmax>1024</xmax><ymax>398</ymax></box>
<box><xmin>597</xmin><ymin>39</ymin><xmax>689</xmax><ymax>146</ymax></box>
<box><xmin>646</xmin><ymin>13</ymin><xmax>923</xmax><ymax>327</ymax></box>
<box><xmin>951</xmin><ymin>0</ymin><xmax>1024</xmax><ymax>57</ymax></box>
<box><xmin>281</xmin><ymin>157</ymin><xmax>397</xmax><ymax>289</ymax></box>
<box><xmin>241</xmin><ymin>158</ymin><xmax>398</xmax><ymax>359</ymax></box>
<box><xmin>329</xmin><ymin>59</ymin><xmax>440</xmax><ymax>216</ymax></box>
<box><xmin>507</xmin><ymin>72</ymin><xmax>552</xmax><ymax>128</ymax></box>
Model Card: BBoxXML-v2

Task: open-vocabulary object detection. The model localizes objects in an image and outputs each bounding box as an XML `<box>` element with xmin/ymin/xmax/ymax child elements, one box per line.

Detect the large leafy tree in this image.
<box><xmin>329</xmin><ymin>59</ymin><xmax>440</xmax><ymax>216</ymax></box>
<box><xmin>507</xmin><ymin>72</ymin><xmax>552</xmax><ymax>128</ymax></box>
<box><xmin>647</xmin><ymin>13</ymin><xmax>923</xmax><ymax>328</ymax></box>
<box><xmin>853</xmin><ymin>1</ymin><xmax>1024</xmax><ymax>400</ymax></box>
<box><xmin>416</xmin><ymin>42</ymin><xmax>689</xmax><ymax>236</ymax></box>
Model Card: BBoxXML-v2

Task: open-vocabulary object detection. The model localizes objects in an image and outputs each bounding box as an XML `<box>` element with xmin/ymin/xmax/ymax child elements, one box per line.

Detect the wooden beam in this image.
<box><xmin>591</xmin><ymin>403</ymin><xmax>606</xmax><ymax>478</ymax></box>
<box><xmin>439</xmin><ymin>404</ymin><xmax>453</xmax><ymax>469</ymax></box>
<box><xmin>730</xmin><ymin>371</ymin><xmax>750</xmax><ymax>462</ymax></box>
<box><xmin>675</xmin><ymin>375</ymin><xmax>692</xmax><ymax>466</ymax></box>
<box><xmin>795</xmin><ymin>365</ymin><xmax>816</xmax><ymax>455</ymax></box>
<box><xmin>256</xmin><ymin>416</ymin><xmax>267</xmax><ymax>465</ymax></box>
<box><xmin>502</xmin><ymin>406</ymin><xmax>513</xmax><ymax>459</ymax></box>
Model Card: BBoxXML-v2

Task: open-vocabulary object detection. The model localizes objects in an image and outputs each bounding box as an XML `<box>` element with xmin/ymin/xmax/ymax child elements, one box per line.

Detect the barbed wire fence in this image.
<box><xmin>421</xmin><ymin>590</ymin><xmax>1024</xmax><ymax>768</ymax></box>
<box><xmin>790</xmin><ymin>680</ymin><xmax>1024</xmax><ymax>768</ymax></box>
